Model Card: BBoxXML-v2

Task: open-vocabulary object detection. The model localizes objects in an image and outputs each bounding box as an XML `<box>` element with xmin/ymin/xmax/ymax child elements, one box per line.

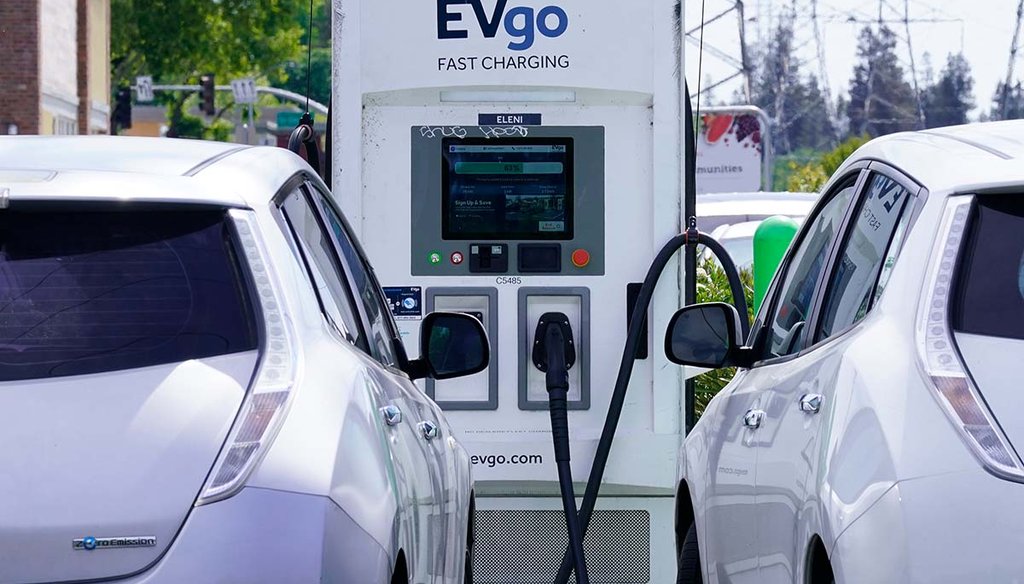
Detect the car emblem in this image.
<box><xmin>73</xmin><ymin>535</ymin><xmax>157</xmax><ymax>551</ymax></box>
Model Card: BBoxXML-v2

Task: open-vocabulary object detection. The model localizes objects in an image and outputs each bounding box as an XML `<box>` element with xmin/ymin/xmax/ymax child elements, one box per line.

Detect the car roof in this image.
<box><xmin>848</xmin><ymin>120</ymin><xmax>1024</xmax><ymax>194</ymax></box>
<box><xmin>0</xmin><ymin>136</ymin><xmax>313</xmax><ymax>208</ymax></box>
<box><xmin>698</xmin><ymin>191</ymin><xmax>818</xmax><ymax>203</ymax></box>
<box><xmin>697</xmin><ymin>191</ymin><xmax>818</xmax><ymax>218</ymax></box>
<box><xmin>711</xmin><ymin>220</ymin><xmax>770</xmax><ymax>240</ymax></box>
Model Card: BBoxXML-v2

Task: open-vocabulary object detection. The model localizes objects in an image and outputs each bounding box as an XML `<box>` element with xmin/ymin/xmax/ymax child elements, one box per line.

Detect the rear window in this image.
<box><xmin>0</xmin><ymin>209</ymin><xmax>258</xmax><ymax>381</ymax></box>
<box><xmin>954</xmin><ymin>196</ymin><xmax>1024</xmax><ymax>341</ymax></box>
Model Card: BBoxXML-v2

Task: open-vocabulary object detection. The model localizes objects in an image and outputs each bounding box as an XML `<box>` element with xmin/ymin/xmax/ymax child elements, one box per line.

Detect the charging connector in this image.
<box><xmin>533</xmin><ymin>312</ymin><xmax>590</xmax><ymax>584</ymax></box>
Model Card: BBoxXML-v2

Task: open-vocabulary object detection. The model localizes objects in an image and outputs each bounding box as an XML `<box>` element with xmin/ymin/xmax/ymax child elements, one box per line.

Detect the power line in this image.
<box><xmin>684</xmin><ymin>0</ymin><xmax>755</xmax><ymax>102</ymax></box>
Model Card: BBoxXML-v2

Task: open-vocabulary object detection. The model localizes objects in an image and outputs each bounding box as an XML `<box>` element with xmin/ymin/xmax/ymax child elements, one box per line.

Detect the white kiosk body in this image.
<box><xmin>333</xmin><ymin>2</ymin><xmax>688</xmax><ymax>581</ymax></box>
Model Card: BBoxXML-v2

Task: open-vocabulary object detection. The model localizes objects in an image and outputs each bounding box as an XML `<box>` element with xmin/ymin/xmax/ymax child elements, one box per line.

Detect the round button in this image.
<box><xmin>450</xmin><ymin>251</ymin><xmax>465</xmax><ymax>265</ymax></box>
<box><xmin>571</xmin><ymin>249</ymin><xmax>591</xmax><ymax>268</ymax></box>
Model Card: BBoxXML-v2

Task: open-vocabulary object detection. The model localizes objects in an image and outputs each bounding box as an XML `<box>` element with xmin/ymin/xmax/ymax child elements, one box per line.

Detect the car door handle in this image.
<box><xmin>799</xmin><ymin>393</ymin><xmax>824</xmax><ymax>414</ymax></box>
<box><xmin>418</xmin><ymin>421</ymin><xmax>440</xmax><ymax>441</ymax></box>
<box><xmin>380</xmin><ymin>405</ymin><xmax>403</xmax><ymax>426</ymax></box>
<box><xmin>743</xmin><ymin>409</ymin><xmax>766</xmax><ymax>429</ymax></box>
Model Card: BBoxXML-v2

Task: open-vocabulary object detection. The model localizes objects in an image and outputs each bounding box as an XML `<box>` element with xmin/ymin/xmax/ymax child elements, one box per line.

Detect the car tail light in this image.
<box><xmin>196</xmin><ymin>210</ymin><xmax>300</xmax><ymax>505</ymax></box>
<box><xmin>916</xmin><ymin>196</ymin><xmax>1024</xmax><ymax>481</ymax></box>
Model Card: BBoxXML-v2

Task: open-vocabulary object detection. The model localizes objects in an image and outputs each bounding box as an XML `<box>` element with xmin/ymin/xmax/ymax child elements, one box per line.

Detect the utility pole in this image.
<box><xmin>1002</xmin><ymin>0</ymin><xmax>1024</xmax><ymax>120</ymax></box>
<box><xmin>736</xmin><ymin>1</ymin><xmax>753</xmax><ymax>102</ymax></box>
<box><xmin>903</xmin><ymin>0</ymin><xmax>926</xmax><ymax>129</ymax></box>
<box><xmin>810</xmin><ymin>0</ymin><xmax>837</xmax><ymax>140</ymax></box>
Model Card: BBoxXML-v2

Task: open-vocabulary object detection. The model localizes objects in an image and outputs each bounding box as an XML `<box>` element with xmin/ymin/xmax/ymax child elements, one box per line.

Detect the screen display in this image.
<box><xmin>442</xmin><ymin>138</ymin><xmax>574</xmax><ymax>240</ymax></box>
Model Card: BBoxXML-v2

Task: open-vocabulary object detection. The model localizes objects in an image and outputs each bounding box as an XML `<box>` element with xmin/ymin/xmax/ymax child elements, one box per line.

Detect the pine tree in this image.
<box><xmin>783</xmin><ymin>75</ymin><xmax>835</xmax><ymax>151</ymax></box>
<box><xmin>846</xmin><ymin>25</ymin><xmax>920</xmax><ymax>137</ymax></box>
<box><xmin>922</xmin><ymin>54</ymin><xmax>974</xmax><ymax>128</ymax></box>
<box><xmin>992</xmin><ymin>82</ymin><xmax>1024</xmax><ymax>120</ymax></box>
<box><xmin>751</xmin><ymin>21</ymin><xmax>835</xmax><ymax>154</ymax></box>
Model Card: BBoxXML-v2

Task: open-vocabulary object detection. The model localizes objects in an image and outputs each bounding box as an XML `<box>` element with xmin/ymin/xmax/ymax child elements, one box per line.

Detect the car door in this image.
<box><xmin>750</xmin><ymin>169</ymin><xmax>918</xmax><ymax>582</ymax></box>
<box><xmin>276</xmin><ymin>183</ymin><xmax>443</xmax><ymax>582</ymax></box>
<box><xmin>701</xmin><ymin>174</ymin><xmax>861</xmax><ymax>584</ymax></box>
<box><xmin>700</xmin><ymin>369</ymin><xmax>764</xmax><ymax>584</ymax></box>
<box><xmin>308</xmin><ymin>184</ymin><xmax>455</xmax><ymax>584</ymax></box>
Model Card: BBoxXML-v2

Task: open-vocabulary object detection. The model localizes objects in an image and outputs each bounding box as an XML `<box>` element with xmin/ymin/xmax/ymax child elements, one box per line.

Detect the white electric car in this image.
<box><xmin>670</xmin><ymin>120</ymin><xmax>1024</xmax><ymax>583</ymax></box>
<box><xmin>697</xmin><ymin>191</ymin><xmax>818</xmax><ymax>235</ymax></box>
<box><xmin>697</xmin><ymin>191</ymin><xmax>817</xmax><ymax>269</ymax></box>
<box><xmin>0</xmin><ymin>137</ymin><xmax>485</xmax><ymax>584</ymax></box>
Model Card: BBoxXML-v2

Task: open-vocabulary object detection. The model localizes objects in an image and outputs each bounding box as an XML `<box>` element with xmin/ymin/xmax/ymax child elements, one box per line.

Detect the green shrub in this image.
<box><xmin>692</xmin><ymin>256</ymin><xmax>754</xmax><ymax>418</ymax></box>
<box><xmin>785</xmin><ymin>135</ymin><xmax>871</xmax><ymax>192</ymax></box>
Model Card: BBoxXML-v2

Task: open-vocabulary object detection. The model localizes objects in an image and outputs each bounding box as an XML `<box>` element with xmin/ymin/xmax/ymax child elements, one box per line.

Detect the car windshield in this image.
<box><xmin>0</xmin><ymin>209</ymin><xmax>258</xmax><ymax>381</ymax></box>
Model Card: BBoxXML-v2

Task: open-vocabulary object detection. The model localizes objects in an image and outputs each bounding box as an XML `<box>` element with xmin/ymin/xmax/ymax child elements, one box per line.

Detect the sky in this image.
<box><xmin>683</xmin><ymin>0</ymin><xmax>1020</xmax><ymax>119</ymax></box>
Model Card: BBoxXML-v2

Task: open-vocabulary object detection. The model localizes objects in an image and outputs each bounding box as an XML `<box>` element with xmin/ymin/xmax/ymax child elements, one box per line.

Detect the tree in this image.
<box><xmin>846</xmin><ymin>25</ymin><xmax>920</xmax><ymax>138</ymax></box>
<box><xmin>268</xmin><ymin>0</ymin><xmax>331</xmax><ymax>107</ymax></box>
<box><xmin>750</xmin><ymin>21</ymin><xmax>835</xmax><ymax>155</ymax></box>
<box><xmin>991</xmin><ymin>81</ymin><xmax>1024</xmax><ymax>120</ymax></box>
<box><xmin>922</xmin><ymin>53</ymin><xmax>974</xmax><ymax>128</ymax></box>
<box><xmin>111</xmin><ymin>0</ymin><xmax>307</xmax><ymax>136</ymax></box>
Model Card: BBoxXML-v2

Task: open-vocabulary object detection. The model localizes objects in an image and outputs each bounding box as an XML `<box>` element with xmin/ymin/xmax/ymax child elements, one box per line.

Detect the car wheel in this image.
<box><xmin>676</xmin><ymin>523</ymin><xmax>702</xmax><ymax>584</ymax></box>
<box><xmin>464</xmin><ymin>497</ymin><xmax>476</xmax><ymax>584</ymax></box>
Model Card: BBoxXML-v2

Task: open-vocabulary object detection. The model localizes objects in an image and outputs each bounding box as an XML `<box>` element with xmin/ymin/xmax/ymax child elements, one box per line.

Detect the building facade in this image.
<box><xmin>0</xmin><ymin>0</ymin><xmax>110</xmax><ymax>135</ymax></box>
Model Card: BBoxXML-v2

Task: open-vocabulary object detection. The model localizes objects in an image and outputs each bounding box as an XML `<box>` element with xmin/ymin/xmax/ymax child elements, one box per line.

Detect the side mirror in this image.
<box><xmin>664</xmin><ymin>303</ymin><xmax>748</xmax><ymax>369</ymax></box>
<box><xmin>408</xmin><ymin>312</ymin><xmax>490</xmax><ymax>381</ymax></box>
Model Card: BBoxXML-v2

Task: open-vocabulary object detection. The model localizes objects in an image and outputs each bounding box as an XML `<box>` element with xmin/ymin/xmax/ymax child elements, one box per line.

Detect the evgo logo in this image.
<box><xmin>437</xmin><ymin>0</ymin><xmax>569</xmax><ymax>51</ymax></box>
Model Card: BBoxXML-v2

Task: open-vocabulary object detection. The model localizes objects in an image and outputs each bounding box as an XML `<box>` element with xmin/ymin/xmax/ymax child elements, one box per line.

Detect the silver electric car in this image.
<box><xmin>670</xmin><ymin>120</ymin><xmax>1024</xmax><ymax>583</ymax></box>
<box><xmin>0</xmin><ymin>136</ymin><xmax>485</xmax><ymax>583</ymax></box>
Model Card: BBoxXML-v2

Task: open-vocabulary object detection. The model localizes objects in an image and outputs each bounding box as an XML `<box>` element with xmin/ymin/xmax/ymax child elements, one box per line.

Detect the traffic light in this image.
<box><xmin>111</xmin><ymin>86</ymin><xmax>132</xmax><ymax>133</ymax></box>
<box><xmin>199</xmin><ymin>73</ymin><xmax>215</xmax><ymax>116</ymax></box>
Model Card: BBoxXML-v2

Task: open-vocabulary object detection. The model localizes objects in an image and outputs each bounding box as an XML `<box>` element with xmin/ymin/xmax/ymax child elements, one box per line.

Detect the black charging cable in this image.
<box><xmin>552</xmin><ymin>231</ymin><xmax>747</xmax><ymax>584</ymax></box>
<box><xmin>287</xmin><ymin>111</ymin><xmax>322</xmax><ymax>176</ymax></box>
<box><xmin>533</xmin><ymin>313</ymin><xmax>590</xmax><ymax>584</ymax></box>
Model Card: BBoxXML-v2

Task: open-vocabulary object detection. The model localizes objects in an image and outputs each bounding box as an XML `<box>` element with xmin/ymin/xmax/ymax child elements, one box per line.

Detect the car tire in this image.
<box><xmin>676</xmin><ymin>523</ymin><xmax>702</xmax><ymax>584</ymax></box>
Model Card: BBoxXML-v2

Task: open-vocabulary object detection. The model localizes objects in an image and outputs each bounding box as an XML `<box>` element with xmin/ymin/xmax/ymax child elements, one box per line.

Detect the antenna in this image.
<box><xmin>696</xmin><ymin>0</ymin><xmax>708</xmax><ymax>117</ymax></box>
<box><xmin>304</xmin><ymin>0</ymin><xmax>315</xmax><ymax>116</ymax></box>
<box><xmin>683</xmin><ymin>1</ymin><xmax>753</xmax><ymax>100</ymax></box>
<box><xmin>287</xmin><ymin>0</ymin><xmax>323</xmax><ymax>177</ymax></box>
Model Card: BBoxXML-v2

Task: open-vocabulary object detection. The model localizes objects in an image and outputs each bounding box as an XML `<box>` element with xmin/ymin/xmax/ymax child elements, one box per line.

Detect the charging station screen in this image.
<box><xmin>442</xmin><ymin>138</ymin><xmax>574</xmax><ymax>240</ymax></box>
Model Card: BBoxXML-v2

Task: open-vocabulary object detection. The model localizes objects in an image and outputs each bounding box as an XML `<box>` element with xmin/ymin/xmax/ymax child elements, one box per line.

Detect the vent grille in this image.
<box><xmin>473</xmin><ymin>509</ymin><xmax>651</xmax><ymax>583</ymax></box>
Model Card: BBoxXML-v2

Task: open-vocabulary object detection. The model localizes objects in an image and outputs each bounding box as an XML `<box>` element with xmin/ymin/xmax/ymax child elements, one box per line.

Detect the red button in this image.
<box><xmin>571</xmin><ymin>249</ymin><xmax>591</xmax><ymax>268</ymax></box>
<box><xmin>450</xmin><ymin>251</ymin><xmax>465</xmax><ymax>265</ymax></box>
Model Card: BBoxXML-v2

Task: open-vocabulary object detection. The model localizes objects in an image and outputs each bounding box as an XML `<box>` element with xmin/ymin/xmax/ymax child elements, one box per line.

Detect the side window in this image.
<box><xmin>279</xmin><ymin>189</ymin><xmax>366</xmax><ymax>350</ymax></box>
<box><xmin>761</xmin><ymin>179</ymin><xmax>858</xmax><ymax>359</ymax></box>
<box><xmin>817</xmin><ymin>174</ymin><xmax>913</xmax><ymax>340</ymax></box>
<box><xmin>312</xmin><ymin>189</ymin><xmax>400</xmax><ymax>368</ymax></box>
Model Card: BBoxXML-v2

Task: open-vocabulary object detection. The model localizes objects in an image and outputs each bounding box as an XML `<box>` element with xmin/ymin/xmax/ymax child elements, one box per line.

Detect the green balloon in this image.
<box><xmin>753</xmin><ymin>216</ymin><xmax>799</xmax><ymax>313</ymax></box>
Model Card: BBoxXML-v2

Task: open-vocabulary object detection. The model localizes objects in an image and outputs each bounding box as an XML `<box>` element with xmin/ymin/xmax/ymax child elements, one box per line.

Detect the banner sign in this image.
<box><xmin>696</xmin><ymin>108</ymin><xmax>769</xmax><ymax>194</ymax></box>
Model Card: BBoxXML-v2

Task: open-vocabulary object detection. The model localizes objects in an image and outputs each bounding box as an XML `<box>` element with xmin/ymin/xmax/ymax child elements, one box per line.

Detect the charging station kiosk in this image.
<box><xmin>333</xmin><ymin>2</ymin><xmax>688</xmax><ymax>581</ymax></box>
